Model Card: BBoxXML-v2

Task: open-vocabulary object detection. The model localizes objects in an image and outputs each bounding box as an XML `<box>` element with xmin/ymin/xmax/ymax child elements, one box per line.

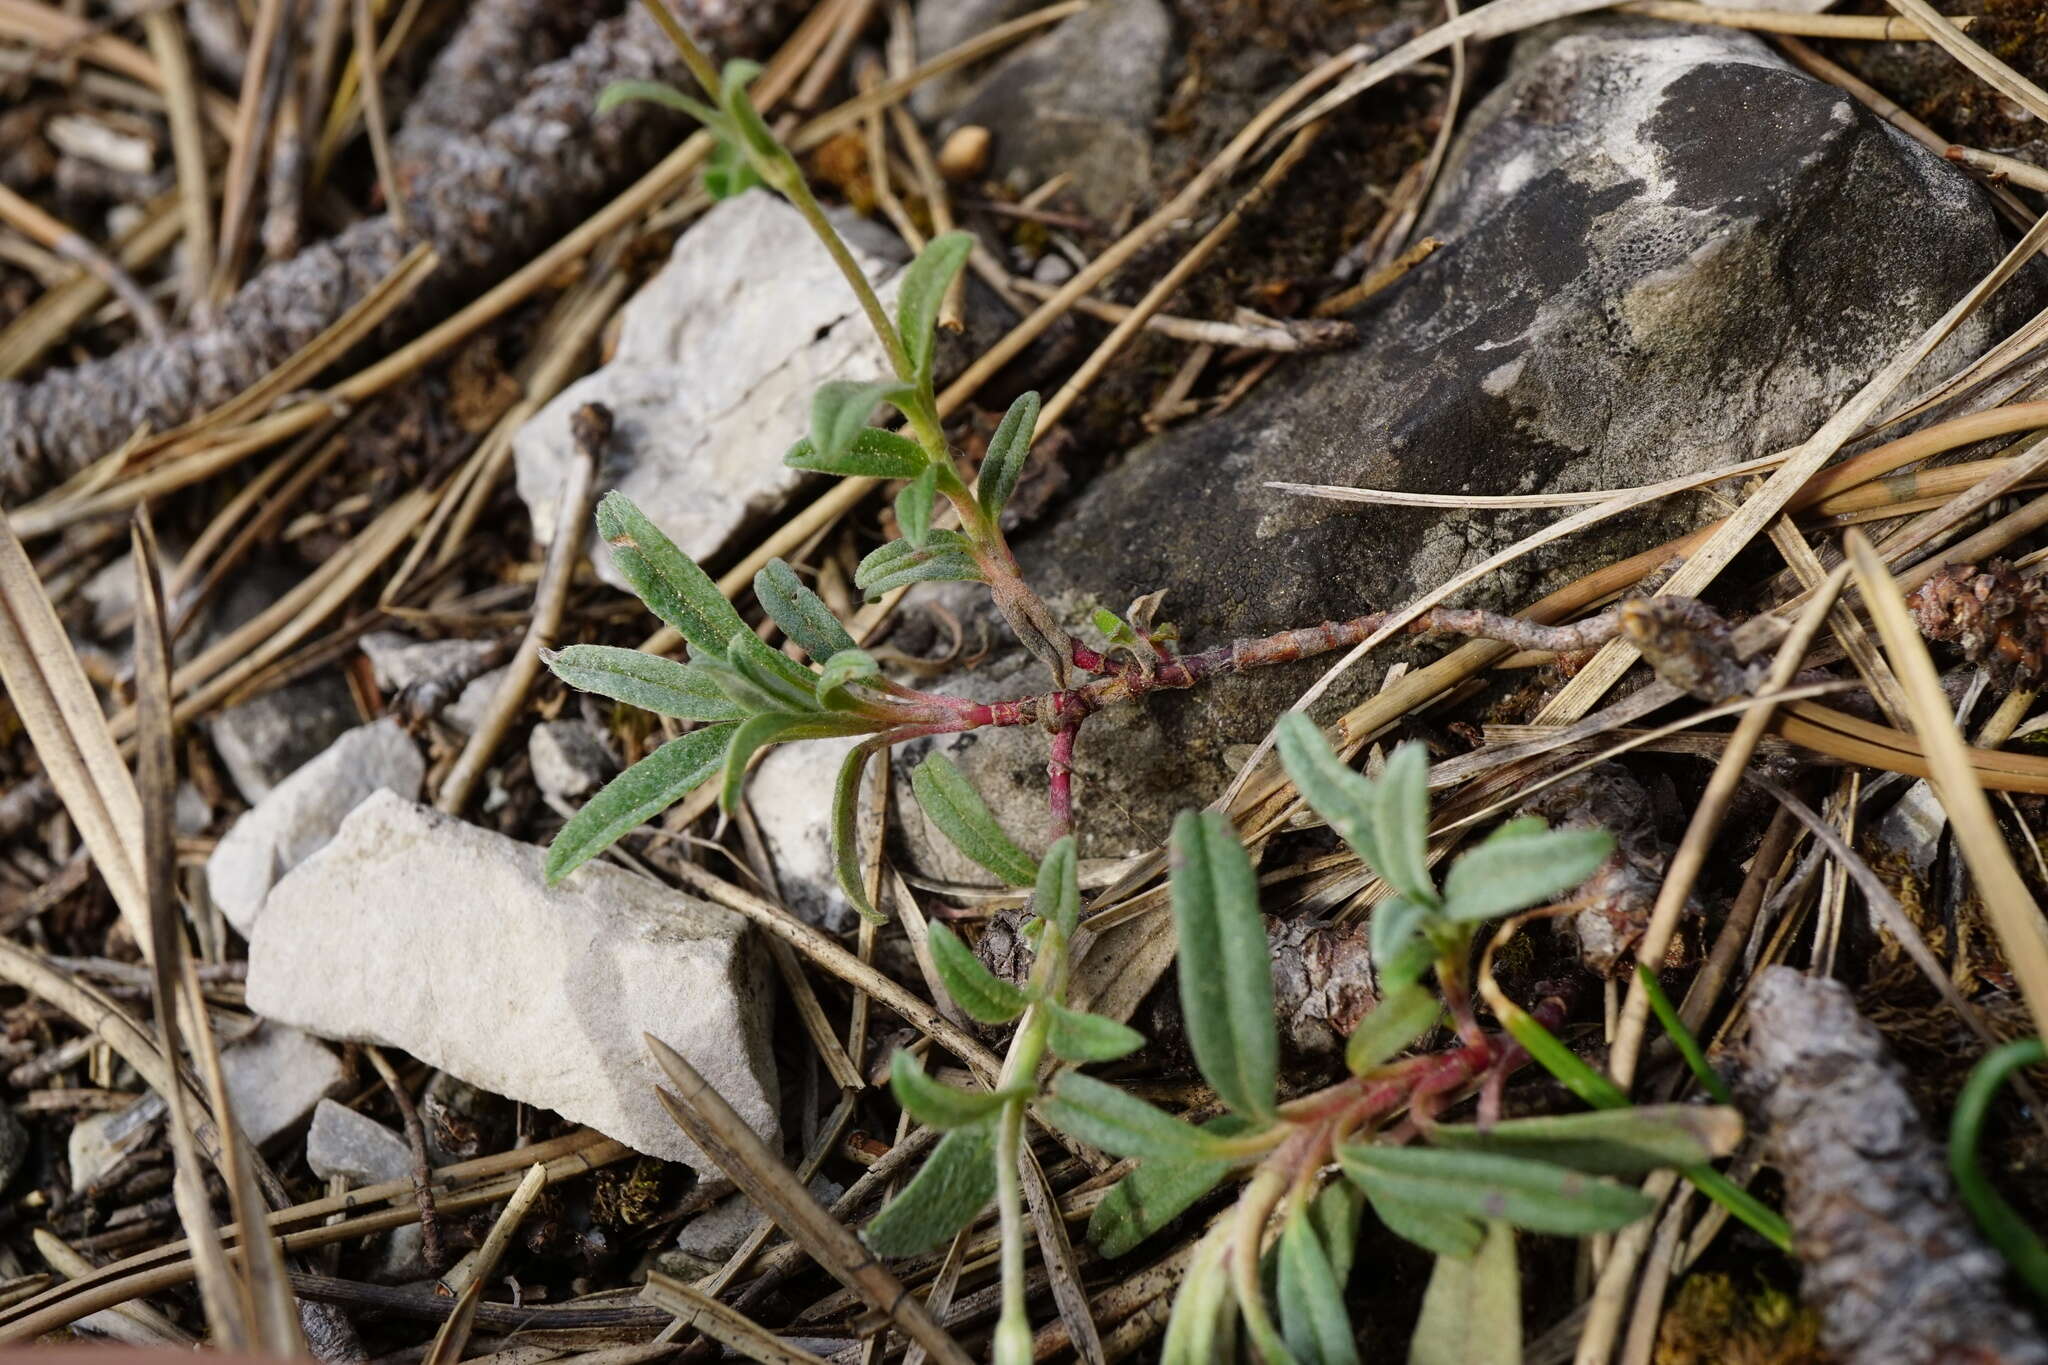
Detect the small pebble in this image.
<box><xmin>937</xmin><ymin>125</ymin><xmax>991</xmax><ymax>182</ymax></box>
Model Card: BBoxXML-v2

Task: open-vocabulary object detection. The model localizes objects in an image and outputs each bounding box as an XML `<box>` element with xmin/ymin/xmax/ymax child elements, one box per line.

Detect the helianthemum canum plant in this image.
<box><xmin>555</xmin><ymin>12</ymin><xmax>1764</xmax><ymax>1362</ymax></box>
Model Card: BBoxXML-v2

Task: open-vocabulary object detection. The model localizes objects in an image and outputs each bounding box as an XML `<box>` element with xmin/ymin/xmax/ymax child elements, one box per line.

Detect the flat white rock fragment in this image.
<box><xmin>246</xmin><ymin>792</ymin><xmax>778</xmax><ymax>1171</ymax></box>
<box><xmin>513</xmin><ymin>189</ymin><xmax>902</xmax><ymax>586</ymax></box>
<box><xmin>208</xmin><ymin>718</ymin><xmax>425</xmax><ymax>936</ymax></box>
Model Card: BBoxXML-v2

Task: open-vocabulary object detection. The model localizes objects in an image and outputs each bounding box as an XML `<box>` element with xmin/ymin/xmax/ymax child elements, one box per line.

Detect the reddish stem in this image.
<box><xmin>1047</xmin><ymin>722</ymin><xmax>1079</xmax><ymax>840</ymax></box>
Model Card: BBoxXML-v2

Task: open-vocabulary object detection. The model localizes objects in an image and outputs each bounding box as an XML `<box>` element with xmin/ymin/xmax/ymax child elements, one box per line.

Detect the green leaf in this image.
<box><xmin>1409</xmin><ymin>1222</ymin><xmax>1521</xmax><ymax>1365</ymax></box>
<box><xmin>1035</xmin><ymin>834</ymin><xmax>1079</xmax><ymax>938</ymax></box>
<box><xmin>1276</xmin><ymin>712</ymin><xmax>1384</xmax><ymax>877</ymax></box>
<box><xmin>926</xmin><ymin>922</ymin><xmax>1029</xmax><ymax>1025</ymax></box>
<box><xmin>831</xmin><ymin>740</ymin><xmax>884</xmax><ymax>924</ymax></box>
<box><xmin>887</xmin><ymin>1049</ymin><xmax>1011</xmax><ymax>1130</ymax></box>
<box><xmin>1045</xmin><ymin>1001</ymin><xmax>1144</xmax><ymax>1063</ymax></box>
<box><xmin>811</xmin><ymin>380</ymin><xmax>911</xmax><ymax>469</ymax></box>
<box><xmin>1089</xmin><ymin>1115</ymin><xmax>1257</xmax><ymax>1258</ymax></box>
<box><xmin>853</xmin><ymin>530</ymin><xmax>985</xmax><ymax>599</ymax></box>
<box><xmin>1169</xmin><ymin>811</ymin><xmax>1279</xmax><ymax>1121</ymax></box>
<box><xmin>863</xmin><ymin>1124</ymin><xmax>997</xmax><ymax>1257</ymax></box>
<box><xmin>1428</xmin><ymin>1105</ymin><xmax>1743</xmax><ymax>1175</ymax></box>
<box><xmin>816</xmin><ymin>649</ymin><xmax>883</xmax><ymax>712</ymax></box>
<box><xmin>724</xmin><ymin>631</ymin><xmax>821</xmax><ymax>714</ymax></box>
<box><xmin>897</xmin><ymin>231</ymin><xmax>975</xmax><ymax>388</ymax></box>
<box><xmin>1279</xmin><ymin>1208</ymin><xmax>1360</xmax><ymax>1365</ymax></box>
<box><xmin>718</xmin><ymin>712</ymin><xmax>875</xmax><ymax>814</ymax></box>
<box><xmin>754</xmin><ymin>559</ymin><xmax>857</xmax><ymax>664</ymax></box>
<box><xmin>1042</xmin><ymin>1071</ymin><xmax>1243</xmax><ymax>1162</ymax></box>
<box><xmin>784</xmin><ymin>426</ymin><xmax>930</xmax><ymax>479</ymax></box>
<box><xmin>1370</xmin><ymin>898</ymin><xmax>1437</xmax><ymax>993</ymax></box>
<box><xmin>703</xmin><ymin>136</ymin><xmax>763</xmax><ymax>199</ymax></box>
<box><xmin>595</xmin><ymin>493</ymin><xmax>751</xmax><ymax>658</ymax></box>
<box><xmin>1161</xmin><ymin>1229</ymin><xmax>1236</xmax><ymax>1365</ymax></box>
<box><xmin>897</xmin><ymin>465</ymin><xmax>938</xmax><ymax>550</ymax></box>
<box><xmin>544</xmin><ymin>725</ymin><xmax>732</xmax><ymax>883</ymax></box>
<box><xmin>597</xmin><ymin>79</ymin><xmax>720</xmax><ymax>126</ymax></box>
<box><xmin>1441</xmin><ymin>821</ymin><xmax>1613</xmax><ymax>923</ymax></box>
<box><xmin>977</xmin><ymin>390</ymin><xmax>1040</xmax><ymax>523</ymax></box>
<box><xmin>1312</xmin><ymin>1183</ymin><xmax>1365</xmax><ymax>1286</ymax></box>
<box><xmin>543</xmin><ymin>645</ymin><xmax>744</xmax><ymax>723</ymax></box>
<box><xmin>716</xmin><ymin>58</ymin><xmax>779</xmax><ymax>165</ymax></box>
<box><xmin>1368</xmin><ymin>1189</ymin><xmax>1483</xmax><ymax>1260</ymax></box>
<box><xmin>1338</xmin><ymin>1144</ymin><xmax>1655</xmax><ymax>1237</ymax></box>
<box><xmin>1951</xmin><ymin>1036</ymin><xmax>2048</xmax><ymax>1305</ymax></box>
<box><xmin>1345</xmin><ymin>981</ymin><xmax>1442</xmax><ymax>1075</ymax></box>
<box><xmin>1372</xmin><ymin>741</ymin><xmax>1438</xmax><ymax>908</ymax></box>
<box><xmin>910</xmin><ymin>754</ymin><xmax>1038</xmax><ymax>887</ymax></box>
<box><xmin>1637</xmin><ymin>964</ymin><xmax>1733</xmax><ymax>1105</ymax></box>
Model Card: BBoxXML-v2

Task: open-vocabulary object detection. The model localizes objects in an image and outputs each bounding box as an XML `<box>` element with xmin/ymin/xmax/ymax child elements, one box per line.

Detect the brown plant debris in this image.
<box><xmin>1908</xmin><ymin>559</ymin><xmax>2048</xmax><ymax>690</ymax></box>
<box><xmin>0</xmin><ymin>0</ymin><xmax>802</xmax><ymax>501</ymax></box>
<box><xmin>1741</xmin><ymin>967</ymin><xmax>2048</xmax><ymax>1365</ymax></box>
<box><xmin>1516</xmin><ymin>763</ymin><xmax>1693</xmax><ymax>979</ymax></box>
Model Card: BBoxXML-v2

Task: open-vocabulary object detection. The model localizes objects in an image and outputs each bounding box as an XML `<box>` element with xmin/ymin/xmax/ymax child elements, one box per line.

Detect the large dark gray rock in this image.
<box><xmin>893</xmin><ymin>19</ymin><xmax>2032</xmax><ymax>874</ymax></box>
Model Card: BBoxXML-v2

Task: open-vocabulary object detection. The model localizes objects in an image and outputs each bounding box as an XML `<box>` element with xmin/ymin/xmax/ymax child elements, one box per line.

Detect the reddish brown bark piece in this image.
<box><xmin>1743</xmin><ymin>967</ymin><xmax>2048</xmax><ymax>1365</ymax></box>
<box><xmin>0</xmin><ymin>0</ymin><xmax>800</xmax><ymax>501</ymax></box>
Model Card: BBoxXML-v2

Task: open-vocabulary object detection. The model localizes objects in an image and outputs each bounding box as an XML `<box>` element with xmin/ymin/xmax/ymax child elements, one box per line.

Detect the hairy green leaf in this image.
<box><xmin>1313</xmin><ymin>1183</ymin><xmax>1365</xmax><ymax>1286</ymax></box>
<box><xmin>831</xmin><ymin>740</ymin><xmax>884</xmax><ymax>923</ymax></box>
<box><xmin>754</xmin><ymin>559</ymin><xmax>857</xmax><ymax>664</ymax></box>
<box><xmin>1410</xmin><ymin>1222</ymin><xmax>1521</xmax><ymax>1365</ymax></box>
<box><xmin>716</xmin><ymin>58</ymin><xmax>779</xmax><ymax>166</ymax></box>
<box><xmin>1043</xmin><ymin>1071</ymin><xmax>1243</xmax><ymax>1161</ymax></box>
<box><xmin>1372</xmin><ymin>741</ymin><xmax>1438</xmax><ymax>908</ymax></box>
<box><xmin>1279</xmin><ymin>1207</ymin><xmax>1359</xmax><ymax>1365</ymax></box>
<box><xmin>816</xmin><ymin>649</ymin><xmax>882</xmax><ymax>712</ymax></box>
<box><xmin>724</xmin><ymin>631</ymin><xmax>820</xmax><ymax>714</ymax></box>
<box><xmin>1338</xmin><ymin>1144</ymin><xmax>1655</xmax><ymax>1237</ymax></box>
<box><xmin>1035</xmin><ymin>834</ymin><xmax>1079</xmax><ymax>939</ymax></box>
<box><xmin>897</xmin><ymin>231</ymin><xmax>975</xmax><ymax>388</ymax></box>
<box><xmin>1276</xmin><ymin>713</ymin><xmax>1384</xmax><ymax>877</ymax></box>
<box><xmin>1160</xmin><ymin>1229</ymin><xmax>1235</xmax><ymax>1365</ymax></box>
<box><xmin>1440</xmin><ymin>820</ymin><xmax>1613</xmax><ymax>923</ymax></box>
<box><xmin>888</xmin><ymin>1049</ymin><xmax>1012</xmax><ymax>1130</ymax></box>
<box><xmin>784</xmin><ymin>426</ymin><xmax>929</xmax><ymax>479</ymax></box>
<box><xmin>718</xmin><ymin>712</ymin><xmax>875</xmax><ymax>814</ymax></box>
<box><xmin>1089</xmin><ymin>1116</ymin><xmax>1257</xmax><ymax>1257</ymax></box>
<box><xmin>1369</xmin><ymin>1188</ymin><xmax>1484</xmax><ymax>1259</ymax></box>
<box><xmin>863</xmin><ymin>1124</ymin><xmax>997</xmax><ymax>1257</ymax></box>
<box><xmin>897</xmin><ymin>465</ymin><xmax>938</xmax><ymax>550</ymax></box>
<box><xmin>1345</xmin><ymin>981</ymin><xmax>1441</xmax><ymax>1076</ymax></box>
<box><xmin>1045</xmin><ymin>1002</ymin><xmax>1145</xmax><ymax>1063</ymax></box>
<box><xmin>926</xmin><ymin>922</ymin><xmax>1029</xmax><ymax>1025</ymax></box>
<box><xmin>703</xmin><ymin>136</ymin><xmax>763</xmax><ymax>199</ymax></box>
<box><xmin>1429</xmin><ymin>1105</ymin><xmax>1743</xmax><ymax>1175</ymax></box>
<box><xmin>595</xmin><ymin>493</ymin><xmax>751</xmax><ymax>658</ymax></box>
<box><xmin>857</xmin><ymin>549</ymin><xmax>985</xmax><ymax>599</ymax></box>
<box><xmin>853</xmin><ymin>529</ymin><xmax>981</xmax><ymax>593</ymax></box>
<box><xmin>977</xmin><ymin>390</ymin><xmax>1040</xmax><ymax>522</ymax></box>
<box><xmin>597</xmin><ymin>79</ymin><xmax>720</xmax><ymax>126</ymax></box>
<box><xmin>911</xmin><ymin>754</ymin><xmax>1038</xmax><ymax>887</ymax></box>
<box><xmin>544</xmin><ymin>725</ymin><xmax>732</xmax><ymax>883</ymax></box>
<box><xmin>543</xmin><ymin>645</ymin><xmax>744</xmax><ymax>723</ymax></box>
<box><xmin>1170</xmin><ymin>811</ymin><xmax>1279</xmax><ymax>1121</ymax></box>
<box><xmin>1370</xmin><ymin>897</ymin><xmax>1437</xmax><ymax>993</ymax></box>
<box><xmin>811</xmin><ymin>380</ymin><xmax>911</xmax><ymax>470</ymax></box>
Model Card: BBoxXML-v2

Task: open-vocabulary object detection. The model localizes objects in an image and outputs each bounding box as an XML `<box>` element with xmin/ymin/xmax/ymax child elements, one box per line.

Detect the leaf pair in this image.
<box><xmin>853</xmin><ymin>529</ymin><xmax>985</xmax><ymax>601</ymax></box>
<box><xmin>1170</xmin><ymin>811</ymin><xmax>1280</xmax><ymax>1121</ymax></box>
<box><xmin>598</xmin><ymin>61</ymin><xmax>787</xmax><ymax>204</ymax></box>
<box><xmin>1339</xmin><ymin>1139</ymin><xmax>1662</xmax><ymax>1252</ymax></box>
<box><xmin>1277</xmin><ymin>1186</ymin><xmax>1363</xmax><ymax>1365</ymax></box>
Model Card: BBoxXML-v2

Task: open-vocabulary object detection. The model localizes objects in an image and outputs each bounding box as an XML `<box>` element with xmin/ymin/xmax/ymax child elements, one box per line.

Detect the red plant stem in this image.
<box><xmin>1047</xmin><ymin>722</ymin><xmax>1079</xmax><ymax>839</ymax></box>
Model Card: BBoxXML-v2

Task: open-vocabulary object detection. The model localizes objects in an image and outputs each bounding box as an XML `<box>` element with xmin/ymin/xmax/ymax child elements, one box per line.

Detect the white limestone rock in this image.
<box><xmin>207</xmin><ymin>719</ymin><xmax>425</xmax><ymax>937</ymax></box>
<box><xmin>245</xmin><ymin>792</ymin><xmax>778</xmax><ymax>1171</ymax></box>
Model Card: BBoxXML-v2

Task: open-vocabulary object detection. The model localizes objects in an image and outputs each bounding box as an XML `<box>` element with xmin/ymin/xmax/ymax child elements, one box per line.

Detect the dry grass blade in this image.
<box><xmin>644</xmin><ymin>1271</ymin><xmax>829</xmax><ymax>1365</ymax></box>
<box><xmin>1536</xmin><ymin>206</ymin><xmax>2048</xmax><ymax>727</ymax></box>
<box><xmin>1019</xmin><ymin>1141</ymin><xmax>1105</xmax><ymax>1365</ymax></box>
<box><xmin>31</xmin><ymin>1230</ymin><xmax>194</xmax><ymax>1348</ymax></box>
<box><xmin>1846</xmin><ymin>530</ymin><xmax>2048</xmax><ymax>1034</ymax></box>
<box><xmin>644</xmin><ymin>1035</ymin><xmax>976</xmax><ymax>1365</ymax></box>
<box><xmin>427</xmin><ymin>1162</ymin><xmax>547</xmax><ymax>1363</ymax></box>
<box><xmin>131</xmin><ymin>515</ymin><xmax>251</xmax><ymax>1350</ymax></box>
<box><xmin>1620</xmin><ymin>1</ymin><xmax>1959</xmax><ymax>38</ymax></box>
<box><xmin>1883</xmin><ymin>0</ymin><xmax>2048</xmax><ymax>122</ymax></box>
<box><xmin>139</xmin><ymin>5</ymin><xmax>215</xmax><ymax>310</ymax></box>
<box><xmin>0</xmin><ymin>507</ymin><xmax>148</xmax><ymax>941</ymax></box>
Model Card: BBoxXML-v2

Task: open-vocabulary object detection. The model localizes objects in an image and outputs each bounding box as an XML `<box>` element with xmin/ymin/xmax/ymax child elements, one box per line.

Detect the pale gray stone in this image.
<box><xmin>513</xmin><ymin>191</ymin><xmax>903</xmax><ymax>589</ymax></box>
<box><xmin>306</xmin><ymin>1097</ymin><xmax>413</xmax><ymax>1186</ymax></box>
<box><xmin>361</xmin><ymin>631</ymin><xmax>503</xmax><ymax>696</ymax></box>
<box><xmin>530</xmin><ymin>720</ymin><xmax>618</xmax><ymax>802</ymax></box>
<box><xmin>210</xmin><ymin>674</ymin><xmax>359</xmax><ymax>805</ymax></box>
<box><xmin>208</xmin><ymin>719</ymin><xmax>425</xmax><ymax>936</ymax></box>
<box><xmin>246</xmin><ymin>792</ymin><xmax>778</xmax><ymax>1171</ymax></box>
<box><xmin>1873</xmin><ymin>780</ymin><xmax>1948</xmax><ymax>878</ymax></box>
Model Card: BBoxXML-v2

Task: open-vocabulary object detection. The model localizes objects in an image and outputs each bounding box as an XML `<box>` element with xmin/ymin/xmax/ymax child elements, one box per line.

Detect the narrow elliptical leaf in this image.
<box><xmin>1428</xmin><ymin>1105</ymin><xmax>1743</xmax><ymax>1175</ymax></box>
<box><xmin>724</xmin><ymin>630</ymin><xmax>821</xmax><ymax>712</ymax></box>
<box><xmin>1345</xmin><ymin>980</ymin><xmax>1442</xmax><ymax>1076</ymax></box>
<box><xmin>926</xmin><ymin>922</ymin><xmax>1029</xmax><ymax>1024</ymax></box>
<box><xmin>1409</xmin><ymin>1222</ymin><xmax>1521</xmax><ymax>1365</ymax></box>
<box><xmin>1042</xmin><ymin>1071</ymin><xmax>1245</xmax><ymax>1161</ymax></box>
<box><xmin>812</xmin><ymin>380</ymin><xmax>912</xmax><ymax>468</ymax></box>
<box><xmin>1170</xmin><ymin>811</ymin><xmax>1279</xmax><ymax>1121</ymax></box>
<box><xmin>785</xmin><ymin>427</ymin><xmax>929</xmax><ymax>478</ymax></box>
<box><xmin>754</xmin><ymin>559</ymin><xmax>857</xmax><ymax>663</ymax></box>
<box><xmin>1371</xmin><ymin>741</ymin><xmax>1438</xmax><ymax>907</ymax></box>
<box><xmin>1440</xmin><ymin>819</ymin><xmax>1613</xmax><ymax>923</ymax></box>
<box><xmin>546</xmin><ymin>725</ymin><xmax>732</xmax><ymax>882</ymax></box>
<box><xmin>864</xmin><ymin>1124</ymin><xmax>998</xmax><ymax>1257</ymax></box>
<box><xmin>1368</xmin><ymin>1189</ymin><xmax>1483</xmax><ymax>1260</ymax></box>
<box><xmin>888</xmin><ymin>1049</ymin><xmax>1013</xmax><ymax>1130</ymax></box>
<box><xmin>719</xmin><ymin>712</ymin><xmax>875</xmax><ymax>814</ymax></box>
<box><xmin>1044</xmin><ymin>1002</ymin><xmax>1145</xmax><ymax>1063</ymax></box>
<box><xmin>1370</xmin><ymin>897</ymin><xmax>1437</xmax><ymax>993</ymax></box>
<box><xmin>815</xmin><ymin>649</ymin><xmax>883</xmax><ymax>712</ymax></box>
<box><xmin>1277</xmin><ymin>713</ymin><xmax>1384</xmax><ymax>874</ymax></box>
<box><xmin>1089</xmin><ymin>1116</ymin><xmax>1257</xmax><ymax>1257</ymax></box>
<box><xmin>911</xmin><ymin>754</ymin><xmax>1038</xmax><ymax>887</ymax></box>
<box><xmin>595</xmin><ymin>493</ymin><xmax>750</xmax><ymax>657</ymax></box>
<box><xmin>977</xmin><ymin>390</ymin><xmax>1040</xmax><ymax>522</ymax></box>
<box><xmin>1278</xmin><ymin>1209</ymin><xmax>1360</xmax><ymax>1365</ymax></box>
<box><xmin>1035</xmin><ymin>834</ymin><xmax>1080</xmax><ymax>938</ymax></box>
<box><xmin>897</xmin><ymin>231</ymin><xmax>975</xmax><ymax>387</ymax></box>
<box><xmin>543</xmin><ymin>645</ymin><xmax>744</xmax><ymax>722</ymax></box>
<box><xmin>897</xmin><ymin>465</ymin><xmax>938</xmax><ymax>549</ymax></box>
<box><xmin>1338</xmin><ymin>1145</ymin><xmax>1654</xmax><ymax>1236</ymax></box>
<box><xmin>831</xmin><ymin>740</ymin><xmax>885</xmax><ymax>923</ymax></box>
<box><xmin>597</xmin><ymin>79</ymin><xmax>720</xmax><ymax>126</ymax></box>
